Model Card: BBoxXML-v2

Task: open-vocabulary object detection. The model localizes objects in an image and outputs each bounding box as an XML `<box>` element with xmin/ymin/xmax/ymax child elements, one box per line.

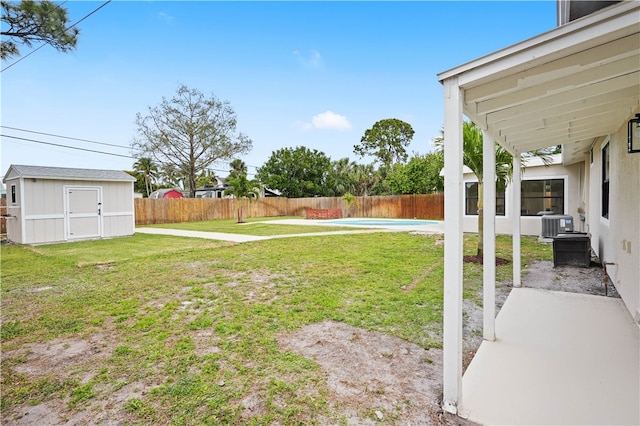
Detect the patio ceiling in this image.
<box><xmin>437</xmin><ymin>1</ymin><xmax>640</xmax><ymax>165</ymax></box>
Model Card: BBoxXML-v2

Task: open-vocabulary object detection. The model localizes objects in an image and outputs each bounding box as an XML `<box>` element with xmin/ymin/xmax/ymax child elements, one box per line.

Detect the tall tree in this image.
<box><xmin>132</xmin><ymin>85</ymin><xmax>252</xmax><ymax>198</ymax></box>
<box><xmin>256</xmin><ymin>146</ymin><xmax>331</xmax><ymax>198</ymax></box>
<box><xmin>196</xmin><ymin>169</ymin><xmax>217</xmax><ymax>188</ymax></box>
<box><xmin>158</xmin><ymin>163</ymin><xmax>185</xmax><ymax>190</ymax></box>
<box><xmin>435</xmin><ymin>121</ymin><xmax>513</xmax><ymax>258</ymax></box>
<box><xmin>1</xmin><ymin>0</ymin><xmax>79</xmax><ymax>60</ymax></box>
<box><xmin>354</xmin><ymin>118</ymin><xmax>415</xmax><ymax>168</ymax></box>
<box><xmin>225</xmin><ymin>173</ymin><xmax>261</xmax><ymax>223</ymax></box>
<box><xmin>351</xmin><ymin>163</ymin><xmax>379</xmax><ymax>196</ymax></box>
<box><xmin>326</xmin><ymin>157</ymin><xmax>356</xmax><ymax>196</ymax></box>
<box><xmin>387</xmin><ymin>152</ymin><xmax>444</xmax><ymax>194</ymax></box>
<box><xmin>132</xmin><ymin>157</ymin><xmax>158</xmax><ymax>198</ymax></box>
<box><xmin>228</xmin><ymin>159</ymin><xmax>247</xmax><ymax>180</ymax></box>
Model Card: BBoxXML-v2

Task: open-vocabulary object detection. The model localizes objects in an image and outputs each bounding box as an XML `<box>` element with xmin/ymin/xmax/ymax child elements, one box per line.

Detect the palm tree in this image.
<box><xmin>228</xmin><ymin>159</ymin><xmax>248</xmax><ymax>180</ymax></box>
<box><xmin>328</xmin><ymin>157</ymin><xmax>357</xmax><ymax>196</ymax></box>
<box><xmin>351</xmin><ymin>163</ymin><xmax>379</xmax><ymax>196</ymax></box>
<box><xmin>133</xmin><ymin>157</ymin><xmax>158</xmax><ymax>197</ymax></box>
<box><xmin>435</xmin><ymin>122</ymin><xmax>513</xmax><ymax>258</ymax></box>
<box><xmin>225</xmin><ymin>173</ymin><xmax>262</xmax><ymax>223</ymax></box>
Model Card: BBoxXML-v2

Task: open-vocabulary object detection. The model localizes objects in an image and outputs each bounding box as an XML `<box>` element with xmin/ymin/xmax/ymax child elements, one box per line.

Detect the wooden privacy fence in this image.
<box><xmin>134</xmin><ymin>194</ymin><xmax>444</xmax><ymax>225</ymax></box>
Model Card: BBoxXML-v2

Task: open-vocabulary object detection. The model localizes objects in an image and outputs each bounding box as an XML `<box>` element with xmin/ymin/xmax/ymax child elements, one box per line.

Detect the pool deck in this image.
<box><xmin>261</xmin><ymin>218</ymin><xmax>445</xmax><ymax>233</ymax></box>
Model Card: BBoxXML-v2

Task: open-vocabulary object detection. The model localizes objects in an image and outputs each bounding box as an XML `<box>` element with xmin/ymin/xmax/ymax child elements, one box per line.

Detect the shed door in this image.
<box><xmin>65</xmin><ymin>187</ymin><xmax>102</xmax><ymax>240</ymax></box>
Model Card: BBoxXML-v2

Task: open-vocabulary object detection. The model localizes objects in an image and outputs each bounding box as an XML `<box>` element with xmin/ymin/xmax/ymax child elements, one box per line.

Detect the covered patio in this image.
<box><xmin>461</xmin><ymin>287</ymin><xmax>639</xmax><ymax>425</ymax></box>
<box><xmin>437</xmin><ymin>1</ymin><xmax>640</xmax><ymax>423</ymax></box>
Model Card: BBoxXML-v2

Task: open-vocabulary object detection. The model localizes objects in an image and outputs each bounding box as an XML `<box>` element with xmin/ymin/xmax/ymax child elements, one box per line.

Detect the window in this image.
<box><xmin>11</xmin><ymin>185</ymin><xmax>16</xmax><ymax>204</ymax></box>
<box><xmin>465</xmin><ymin>182</ymin><xmax>505</xmax><ymax>216</ymax></box>
<box><xmin>602</xmin><ymin>143</ymin><xmax>609</xmax><ymax>219</ymax></box>
<box><xmin>521</xmin><ymin>179</ymin><xmax>565</xmax><ymax>216</ymax></box>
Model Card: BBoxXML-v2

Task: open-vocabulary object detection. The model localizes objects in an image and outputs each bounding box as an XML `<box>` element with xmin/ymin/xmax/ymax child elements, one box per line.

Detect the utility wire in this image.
<box><xmin>2</xmin><ymin>134</ymin><xmax>133</xmax><ymax>158</ymax></box>
<box><xmin>1</xmin><ymin>125</ymin><xmax>131</xmax><ymax>150</ymax></box>
<box><xmin>2</xmin><ymin>125</ymin><xmax>261</xmax><ymax>170</ymax></box>
<box><xmin>2</xmin><ymin>0</ymin><xmax>112</xmax><ymax>72</ymax></box>
<box><xmin>2</xmin><ymin>134</ymin><xmax>245</xmax><ymax>175</ymax></box>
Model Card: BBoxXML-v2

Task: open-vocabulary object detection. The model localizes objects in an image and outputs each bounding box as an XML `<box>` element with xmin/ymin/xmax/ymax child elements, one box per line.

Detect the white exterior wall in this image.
<box><xmin>5</xmin><ymin>178</ymin><xmax>24</xmax><ymax>244</ymax></box>
<box><xmin>6</xmin><ymin>177</ymin><xmax>134</xmax><ymax>245</ymax></box>
<box><xmin>463</xmin><ymin>161</ymin><xmax>583</xmax><ymax>236</ymax></box>
<box><xmin>589</xmin><ymin>120</ymin><xmax>640</xmax><ymax>324</ymax></box>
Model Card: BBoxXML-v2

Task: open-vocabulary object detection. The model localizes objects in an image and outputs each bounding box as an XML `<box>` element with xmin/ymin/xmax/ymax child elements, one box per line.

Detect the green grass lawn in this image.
<box><xmin>141</xmin><ymin>216</ymin><xmax>370</xmax><ymax>236</ymax></box>
<box><xmin>0</xmin><ymin>226</ymin><xmax>551</xmax><ymax>424</ymax></box>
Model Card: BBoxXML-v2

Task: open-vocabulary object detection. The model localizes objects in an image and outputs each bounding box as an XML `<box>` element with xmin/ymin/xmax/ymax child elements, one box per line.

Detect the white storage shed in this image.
<box><xmin>2</xmin><ymin>165</ymin><xmax>136</xmax><ymax>245</ymax></box>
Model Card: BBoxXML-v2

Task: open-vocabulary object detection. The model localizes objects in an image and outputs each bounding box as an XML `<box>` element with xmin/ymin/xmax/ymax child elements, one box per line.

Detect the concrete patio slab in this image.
<box><xmin>459</xmin><ymin>287</ymin><xmax>639</xmax><ymax>426</ymax></box>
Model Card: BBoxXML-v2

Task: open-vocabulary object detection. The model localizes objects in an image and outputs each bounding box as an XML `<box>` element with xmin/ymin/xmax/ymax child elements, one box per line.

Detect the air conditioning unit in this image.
<box><xmin>541</xmin><ymin>215</ymin><xmax>574</xmax><ymax>238</ymax></box>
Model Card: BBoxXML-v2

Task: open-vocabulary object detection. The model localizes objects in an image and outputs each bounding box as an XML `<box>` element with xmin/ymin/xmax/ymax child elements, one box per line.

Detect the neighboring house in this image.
<box><xmin>263</xmin><ymin>187</ymin><xmax>282</xmax><ymax>197</ymax></box>
<box><xmin>463</xmin><ymin>154</ymin><xmax>584</xmax><ymax>235</ymax></box>
<box><xmin>148</xmin><ymin>188</ymin><xmax>184</xmax><ymax>199</ymax></box>
<box><xmin>195</xmin><ymin>177</ymin><xmax>282</xmax><ymax>199</ymax></box>
<box><xmin>195</xmin><ymin>178</ymin><xmax>229</xmax><ymax>199</ymax></box>
<box><xmin>2</xmin><ymin>164</ymin><xmax>136</xmax><ymax>245</ymax></box>
<box><xmin>438</xmin><ymin>0</ymin><xmax>639</xmax><ymax>417</ymax></box>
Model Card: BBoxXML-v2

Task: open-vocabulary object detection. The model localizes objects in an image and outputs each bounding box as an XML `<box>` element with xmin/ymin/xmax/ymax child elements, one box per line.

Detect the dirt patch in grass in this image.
<box><xmin>463</xmin><ymin>255</ymin><xmax>510</xmax><ymax>265</ymax></box>
<box><xmin>278</xmin><ymin>320</ymin><xmax>475</xmax><ymax>425</ymax></box>
<box><xmin>2</xmin><ymin>332</ymin><xmax>155</xmax><ymax>425</ymax></box>
<box><xmin>7</xmin><ymin>334</ymin><xmax>112</xmax><ymax>379</ymax></box>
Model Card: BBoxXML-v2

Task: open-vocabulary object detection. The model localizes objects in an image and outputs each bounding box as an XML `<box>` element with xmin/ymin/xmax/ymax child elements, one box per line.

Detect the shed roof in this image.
<box><xmin>3</xmin><ymin>164</ymin><xmax>136</xmax><ymax>183</ymax></box>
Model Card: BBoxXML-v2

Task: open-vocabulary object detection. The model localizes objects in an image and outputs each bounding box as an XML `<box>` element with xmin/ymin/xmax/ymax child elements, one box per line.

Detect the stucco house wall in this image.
<box><xmin>463</xmin><ymin>157</ymin><xmax>583</xmax><ymax>236</ymax></box>
<box><xmin>587</xmin><ymin>118</ymin><xmax>640</xmax><ymax>323</ymax></box>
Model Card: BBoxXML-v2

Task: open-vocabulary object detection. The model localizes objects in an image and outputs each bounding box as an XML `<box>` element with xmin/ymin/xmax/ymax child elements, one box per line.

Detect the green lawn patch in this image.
<box><xmin>140</xmin><ymin>216</ymin><xmax>370</xmax><ymax>235</ymax></box>
<box><xmin>1</xmin><ymin>231</ymin><xmax>551</xmax><ymax>424</ymax></box>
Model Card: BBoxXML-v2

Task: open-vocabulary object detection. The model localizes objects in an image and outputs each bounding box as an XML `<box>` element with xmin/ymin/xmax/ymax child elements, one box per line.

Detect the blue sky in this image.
<box><xmin>1</xmin><ymin>1</ymin><xmax>557</xmax><ymax>178</ymax></box>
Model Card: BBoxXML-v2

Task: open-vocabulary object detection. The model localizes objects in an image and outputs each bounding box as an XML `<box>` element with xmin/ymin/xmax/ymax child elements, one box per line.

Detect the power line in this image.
<box><xmin>2</xmin><ymin>134</ymin><xmax>133</xmax><ymax>158</ymax></box>
<box><xmin>2</xmin><ymin>0</ymin><xmax>112</xmax><ymax>72</ymax></box>
<box><xmin>2</xmin><ymin>133</ymin><xmax>252</xmax><ymax>176</ymax></box>
<box><xmin>2</xmin><ymin>125</ymin><xmax>261</xmax><ymax>170</ymax></box>
<box><xmin>1</xmin><ymin>125</ymin><xmax>131</xmax><ymax>150</ymax></box>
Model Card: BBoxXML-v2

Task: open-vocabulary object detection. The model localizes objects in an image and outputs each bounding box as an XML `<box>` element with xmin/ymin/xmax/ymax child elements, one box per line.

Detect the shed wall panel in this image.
<box><xmin>103</xmin><ymin>215</ymin><xmax>134</xmax><ymax>238</ymax></box>
<box><xmin>25</xmin><ymin>218</ymin><xmax>65</xmax><ymax>245</ymax></box>
<box><xmin>24</xmin><ymin>179</ymin><xmax>64</xmax><ymax>216</ymax></box>
<box><xmin>101</xmin><ymin>182</ymin><xmax>134</xmax><ymax>213</ymax></box>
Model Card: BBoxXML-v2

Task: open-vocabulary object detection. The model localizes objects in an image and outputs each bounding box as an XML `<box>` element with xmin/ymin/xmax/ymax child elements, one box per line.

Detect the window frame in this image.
<box><xmin>464</xmin><ymin>181</ymin><xmax>506</xmax><ymax>216</ymax></box>
<box><xmin>601</xmin><ymin>142</ymin><xmax>610</xmax><ymax>219</ymax></box>
<box><xmin>520</xmin><ymin>177</ymin><xmax>567</xmax><ymax>217</ymax></box>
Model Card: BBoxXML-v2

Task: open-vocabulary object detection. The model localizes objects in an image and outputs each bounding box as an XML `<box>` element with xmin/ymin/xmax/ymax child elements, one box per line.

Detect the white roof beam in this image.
<box><xmin>476</xmin><ymin>71</ymin><xmax>639</xmax><ymax>115</ymax></box>
<box><xmin>485</xmin><ymin>83</ymin><xmax>639</xmax><ymax>125</ymax></box>
<box><xmin>471</xmin><ymin>56</ymin><xmax>639</xmax><ymax>114</ymax></box>
<box><xmin>464</xmin><ymin>33</ymin><xmax>639</xmax><ymax>102</ymax></box>
<box><xmin>495</xmin><ymin>102</ymin><xmax>638</xmax><ymax>133</ymax></box>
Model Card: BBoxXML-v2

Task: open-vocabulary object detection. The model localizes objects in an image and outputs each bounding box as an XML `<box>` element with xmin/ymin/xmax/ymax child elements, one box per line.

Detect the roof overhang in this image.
<box><xmin>438</xmin><ymin>1</ymin><xmax>640</xmax><ymax>165</ymax></box>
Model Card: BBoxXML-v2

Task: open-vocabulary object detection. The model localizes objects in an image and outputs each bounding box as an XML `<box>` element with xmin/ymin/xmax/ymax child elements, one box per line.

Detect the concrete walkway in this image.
<box><xmin>459</xmin><ymin>287</ymin><xmax>640</xmax><ymax>425</ymax></box>
<box><xmin>134</xmin><ymin>227</ymin><xmax>269</xmax><ymax>242</ymax></box>
<box><xmin>135</xmin><ymin>219</ymin><xmax>445</xmax><ymax>242</ymax></box>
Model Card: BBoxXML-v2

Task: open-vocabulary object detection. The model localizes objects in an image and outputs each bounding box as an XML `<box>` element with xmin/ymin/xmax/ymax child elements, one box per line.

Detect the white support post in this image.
<box><xmin>482</xmin><ymin>131</ymin><xmax>496</xmax><ymax>341</ymax></box>
<box><xmin>442</xmin><ymin>77</ymin><xmax>464</xmax><ymax>415</ymax></box>
<box><xmin>512</xmin><ymin>153</ymin><xmax>522</xmax><ymax>287</ymax></box>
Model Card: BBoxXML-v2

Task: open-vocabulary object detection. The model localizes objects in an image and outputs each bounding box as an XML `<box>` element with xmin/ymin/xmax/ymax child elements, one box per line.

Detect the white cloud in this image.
<box><xmin>292</xmin><ymin>49</ymin><xmax>322</xmax><ymax>68</ymax></box>
<box><xmin>312</xmin><ymin>110</ymin><xmax>352</xmax><ymax>130</ymax></box>
<box><xmin>295</xmin><ymin>110</ymin><xmax>352</xmax><ymax>132</ymax></box>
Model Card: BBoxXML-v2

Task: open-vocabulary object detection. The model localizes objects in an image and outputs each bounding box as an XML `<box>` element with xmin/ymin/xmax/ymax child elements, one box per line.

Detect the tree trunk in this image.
<box><xmin>237</xmin><ymin>206</ymin><xmax>243</xmax><ymax>224</ymax></box>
